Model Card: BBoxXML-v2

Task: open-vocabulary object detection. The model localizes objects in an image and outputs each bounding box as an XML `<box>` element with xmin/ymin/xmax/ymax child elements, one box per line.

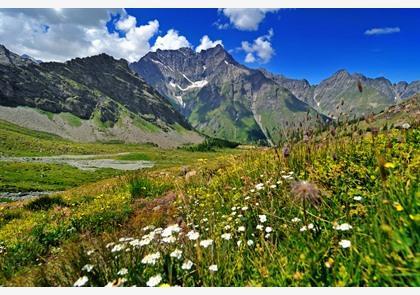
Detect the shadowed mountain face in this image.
<box><xmin>260</xmin><ymin>69</ymin><xmax>420</xmax><ymax>119</ymax></box>
<box><xmin>0</xmin><ymin>45</ymin><xmax>204</xmax><ymax>147</ymax></box>
<box><xmin>131</xmin><ymin>45</ymin><xmax>326</xmax><ymax>145</ymax></box>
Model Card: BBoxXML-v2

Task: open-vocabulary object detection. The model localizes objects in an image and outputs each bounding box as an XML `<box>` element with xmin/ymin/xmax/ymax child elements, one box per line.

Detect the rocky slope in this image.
<box><xmin>260</xmin><ymin>69</ymin><xmax>420</xmax><ymax>119</ymax></box>
<box><xmin>131</xmin><ymin>45</ymin><xmax>326</xmax><ymax>145</ymax></box>
<box><xmin>0</xmin><ymin>45</ymin><xmax>202</xmax><ymax>147</ymax></box>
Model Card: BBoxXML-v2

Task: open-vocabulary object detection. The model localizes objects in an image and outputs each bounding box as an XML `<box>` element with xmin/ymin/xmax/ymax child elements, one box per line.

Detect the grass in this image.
<box><xmin>0</xmin><ymin>102</ymin><xmax>418</xmax><ymax>286</ymax></box>
<box><xmin>59</xmin><ymin>113</ymin><xmax>83</xmax><ymax>127</ymax></box>
<box><xmin>0</xmin><ymin>120</ymin><xmax>418</xmax><ymax>286</ymax></box>
<box><xmin>0</xmin><ymin>162</ymin><xmax>124</xmax><ymax>192</ymax></box>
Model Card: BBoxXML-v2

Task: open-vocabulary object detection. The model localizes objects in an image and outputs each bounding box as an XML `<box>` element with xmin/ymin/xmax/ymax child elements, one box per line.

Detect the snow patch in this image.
<box><xmin>174</xmin><ymin>95</ymin><xmax>185</xmax><ymax>107</ymax></box>
<box><xmin>224</xmin><ymin>60</ymin><xmax>229</xmax><ymax>65</ymax></box>
<box><xmin>150</xmin><ymin>59</ymin><xmax>174</xmax><ymax>72</ymax></box>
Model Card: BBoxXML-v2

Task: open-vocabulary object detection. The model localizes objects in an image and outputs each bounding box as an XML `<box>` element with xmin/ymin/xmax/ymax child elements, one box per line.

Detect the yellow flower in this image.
<box><xmin>384</xmin><ymin>162</ymin><xmax>396</xmax><ymax>169</ymax></box>
<box><xmin>393</xmin><ymin>203</ymin><xmax>403</xmax><ymax>212</ymax></box>
<box><xmin>159</xmin><ymin>283</ymin><xmax>171</xmax><ymax>287</ymax></box>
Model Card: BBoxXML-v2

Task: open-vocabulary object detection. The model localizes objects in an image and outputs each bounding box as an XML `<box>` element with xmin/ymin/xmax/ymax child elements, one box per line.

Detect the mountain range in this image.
<box><xmin>0</xmin><ymin>45</ymin><xmax>202</xmax><ymax>147</ymax></box>
<box><xmin>0</xmin><ymin>43</ymin><xmax>418</xmax><ymax>146</ymax></box>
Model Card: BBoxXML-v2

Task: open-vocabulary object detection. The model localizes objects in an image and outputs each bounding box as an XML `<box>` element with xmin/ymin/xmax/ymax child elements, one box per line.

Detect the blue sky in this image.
<box><xmin>0</xmin><ymin>9</ymin><xmax>419</xmax><ymax>84</ymax></box>
<box><xmin>122</xmin><ymin>8</ymin><xmax>420</xmax><ymax>84</ymax></box>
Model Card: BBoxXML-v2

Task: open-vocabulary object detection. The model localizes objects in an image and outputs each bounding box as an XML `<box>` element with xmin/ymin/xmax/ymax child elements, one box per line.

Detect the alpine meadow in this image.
<box><xmin>0</xmin><ymin>8</ymin><xmax>419</xmax><ymax>287</ymax></box>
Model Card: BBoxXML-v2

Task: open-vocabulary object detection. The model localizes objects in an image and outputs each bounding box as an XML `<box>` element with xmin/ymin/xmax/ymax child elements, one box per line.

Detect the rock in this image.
<box><xmin>185</xmin><ymin>170</ymin><xmax>197</xmax><ymax>181</ymax></box>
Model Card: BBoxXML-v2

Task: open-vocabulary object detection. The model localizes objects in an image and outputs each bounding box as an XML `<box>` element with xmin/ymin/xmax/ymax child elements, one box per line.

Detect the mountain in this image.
<box><xmin>131</xmin><ymin>45</ymin><xmax>326</xmax><ymax>145</ymax></box>
<box><xmin>0</xmin><ymin>45</ymin><xmax>202</xmax><ymax>147</ymax></box>
<box><xmin>260</xmin><ymin>69</ymin><xmax>420</xmax><ymax>119</ymax></box>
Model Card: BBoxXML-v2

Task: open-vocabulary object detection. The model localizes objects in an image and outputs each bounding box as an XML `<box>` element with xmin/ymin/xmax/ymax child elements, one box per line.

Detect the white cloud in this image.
<box><xmin>219</xmin><ymin>8</ymin><xmax>279</xmax><ymax>31</ymax></box>
<box><xmin>244</xmin><ymin>53</ymin><xmax>256</xmax><ymax>63</ymax></box>
<box><xmin>151</xmin><ymin>29</ymin><xmax>191</xmax><ymax>51</ymax></box>
<box><xmin>241</xmin><ymin>29</ymin><xmax>274</xmax><ymax>64</ymax></box>
<box><xmin>0</xmin><ymin>9</ymin><xmax>189</xmax><ymax>63</ymax></box>
<box><xmin>364</xmin><ymin>27</ymin><xmax>400</xmax><ymax>35</ymax></box>
<box><xmin>195</xmin><ymin>35</ymin><xmax>223</xmax><ymax>52</ymax></box>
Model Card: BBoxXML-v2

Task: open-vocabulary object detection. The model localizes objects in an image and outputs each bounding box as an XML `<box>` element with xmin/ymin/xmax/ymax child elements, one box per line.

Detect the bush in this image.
<box><xmin>25</xmin><ymin>196</ymin><xmax>67</xmax><ymax>211</ymax></box>
<box><xmin>129</xmin><ymin>177</ymin><xmax>171</xmax><ymax>198</ymax></box>
<box><xmin>181</xmin><ymin>137</ymin><xmax>240</xmax><ymax>152</ymax></box>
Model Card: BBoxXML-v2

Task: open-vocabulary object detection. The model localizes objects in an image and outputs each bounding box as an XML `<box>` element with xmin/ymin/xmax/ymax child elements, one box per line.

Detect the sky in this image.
<box><xmin>0</xmin><ymin>8</ymin><xmax>419</xmax><ymax>84</ymax></box>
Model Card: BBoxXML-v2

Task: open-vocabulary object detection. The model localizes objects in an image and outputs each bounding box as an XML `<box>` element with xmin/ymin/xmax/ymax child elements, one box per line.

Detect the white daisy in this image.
<box><xmin>73</xmin><ymin>276</ymin><xmax>89</xmax><ymax>287</ymax></box>
<box><xmin>291</xmin><ymin>217</ymin><xmax>301</xmax><ymax>223</ymax></box>
<box><xmin>221</xmin><ymin>233</ymin><xmax>232</xmax><ymax>240</ymax></box>
<box><xmin>209</xmin><ymin>265</ymin><xmax>218</xmax><ymax>272</ymax></box>
<box><xmin>265</xmin><ymin>227</ymin><xmax>273</xmax><ymax>233</ymax></box>
<box><xmin>247</xmin><ymin>240</ymin><xmax>254</xmax><ymax>246</ymax></box>
<box><xmin>259</xmin><ymin>215</ymin><xmax>267</xmax><ymax>223</ymax></box>
<box><xmin>170</xmin><ymin>249</ymin><xmax>183</xmax><ymax>260</ymax></box>
<box><xmin>339</xmin><ymin>239</ymin><xmax>351</xmax><ymax>249</ymax></box>
<box><xmin>181</xmin><ymin>260</ymin><xmax>193</xmax><ymax>270</ymax></box>
<box><xmin>141</xmin><ymin>252</ymin><xmax>161</xmax><ymax>265</ymax></box>
<box><xmin>334</xmin><ymin>223</ymin><xmax>353</xmax><ymax>231</ymax></box>
<box><xmin>199</xmin><ymin>239</ymin><xmax>214</xmax><ymax>248</ymax></box>
<box><xmin>186</xmin><ymin>230</ymin><xmax>200</xmax><ymax>241</ymax></box>
<box><xmin>238</xmin><ymin>226</ymin><xmax>246</xmax><ymax>232</ymax></box>
<box><xmin>82</xmin><ymin>264</ymin><xmax>94</xmax><ymax>273</ymax></box>
<box><xmin>146</xmin><ymin>274</ymin><xmax>162</xmax><ymax>287</ymax></box>
<box><xmin>117</xmin><ymin>268</ymin><xmax>128</xmax><ymax>276</ymax></box>
<box><xmin>353</xmin><ymin>196</ymin><xmax>363</xmax><ymax>201</ymax></box>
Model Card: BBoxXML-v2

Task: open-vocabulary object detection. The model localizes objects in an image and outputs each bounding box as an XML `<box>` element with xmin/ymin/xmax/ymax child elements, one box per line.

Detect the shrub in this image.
<box><xmin>25</xmin><ymin>196</ymin><xmax>67</xmax><ymax>211</ymax></box>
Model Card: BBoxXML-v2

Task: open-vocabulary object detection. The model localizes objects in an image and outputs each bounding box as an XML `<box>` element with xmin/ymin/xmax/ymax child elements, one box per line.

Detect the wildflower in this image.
<box><xmin>245</xmin><ymin>196</ymin><xmax>251</xmax><ymax>200</ymax></box>
<box><xmin>291</xmin><ymin>217</ymin><xmax>301</xmax><ymax>223</ymax></box>
<box><xmin>401</xmin><ymin>123</ymin><xmax>411</xmax><ymax>129</ymax></box>
<box><xmin>339</xmin><ymin>240</ymin><xmax>351</xmax><ymax>249</ymax></box>
<box><xmin>231</xmin><ymin>206</ymin><xmax>237</xmax><ymax>211</ymax></box>
<box><xmin>300</xmin><ymin>226</ymin><xmax>307</xmax><ymax>232</ymax></box>
<box><xmin>209</xmin><ymin>265</ymin><xmax>218</xmax><ymax>272</ymax></box>
<box><xmin>221</xmin><ymin>233</ymin><xmax>232</xmax><ymax>240</ymax></box>
<box><xmin>146</xmin><ymin>274</ymin><xmax>162</xmax><ymax>287</ymax></box>
<box><xmin>161</xmin><ymin>224</ymin><xmax>181</xmax><ymax>237</ymax></box>
<box><xmin>170</xmin><ymin>249</ymin><xmax>182</xmax><ymax>260</ymax></box>
<box><xmin>276</xmin><ymin>180</ymin><xmax>282</xmax><ymax>185</ymax></box>
<box><xmin>141</xmin><ymin>252</ymin><xmax>161</xmax><ymax>265</ymax></box>
<box><xmin>242</xmin><ymin>206</ymin><xmax>249</xmax><ymax>211</ymax></box>
<box><xmin>224</xmin><ymin>225</ymin><xmax>231</xmax><ymax>231</ymax></box>
<box><xmin>73</xmin><ymin>276</ymin><xmax>89</xmax><ymax>287</ymax></box>
<box><xmin>250</xmin><ymin>189</ymin><xmax>255</xmax><ymax>193</ymax></box>
<box><xmin>202</xmin><ymin>218</ymin><xmax>208</xmax><ymax>222</ymax></box>
<box><xmin>247</xmin><ymin>240</ymin><xmax>254</xmax><ymax>246</ymax></box>
<box><xmin>256</xmin><ymin>224</ymin><xmax>264</xmax><ymax>230</ymax></box>
<box><xmin>270</xmin><ymin>184</ymin><xmax>277</xmax><ymax>189</ymax></box>
<box><xmin>265</xmin><ymin>234</ymin><xmax>271</xmax><ymax>239</ymax></box>
<box><xmin>200</xmin><ymin>239</ymin><xmax>214</xmax><ymax>248</ymax></box>
<box><xmin>325</xmin><ymin>258</ymin><xmax>334</xmax><ymax>268</ymax></box>
<box><xmin>307</xmin><ymin>223</ymin><xmax>314</xmax><ymax>230</ymax></box>
<box><xmin>142</xmin><ymin>225</ymin><xmax>155</xmax><ymax>232</ymax></box>
<box><xmin>237</xmin><ymin>240</ymin><xmax>242</xmax><ymax>246</ymax></box>
<box><xmin>393</xmin><ymin>202</ymin><xmax>404</xmax><ymax>212</ymax></box>
<box><xmin>238</xmin><ymin>226</ymin><xmax>246</xmax><ymax>232</ymax></box>
<box><xmin>353</xmin><ymin>196</ymin><xmax>363</xmax><ymax>201</ymax></box>
<box><xmin>161</xmin><ymin>236</ymin><xmax>176</xmax><ymax>244</ymax></box>
<box><xmin>111</xmin><ymin>244</ymin><xmax>126</xmax><ymax>253</ymax></box>
<box><xmin>117</xmin><ymin>268</ymin><xmax>128</xmax><ymax>276</ymax></box>
<box><xmin>334</xmin><ymin>223</ymin><xmax>353</xmax><ymax>231</ymax></box>
<box><xmin>186</xmin><ymin>230</ymin><xmax>200</xmax><ymax>240</ymax></box>
<box><xmin>106</xmin><ymin>242</ymin><xmax>115</xmax><ymax>249</ymax></box>
<box><xmin>265</xmin><ymin>227</ymin><xmax>273</xmax><ymax>233</ymax></box>
<box><xmin>282</xmin><ymin>145</ymin><xmax>290</xmax><ymax>158</ymax></box>
<box><xmin>255</xmin><ymin>183</ymin><xmax>264</xmax><ymax>191</ymax></box>
<box><xmin>231</xmin><ymin>211</ymin><xmax>237</xmax><ymax>216</ymax></box>
<box><xmin>181</xmin><ymin>260</ymin><xmax>193</xmax><ymax>270</ymax></box>
<box><xmin>82</xmin><ymin>264</ymin><xmax>94</xmax><ymax>273</ymax></box>
<box><xmin>291</xmin><ymin>181</ymin><xmax>321</xmax><ymax>206</ymax></box>
<box><xmin>282</xmin><ymin>175</ymin><xmax>293</xmax><ymax>180</ymax></box>
<box><xmin>86</xmin><ymin>249</ymin><xmax>95</xmax><ymax>256</ymax></box>
<box><xmin>259</xmin><ymin>215</ymin><xmax>267</xmax><ymax>223</ymax></box>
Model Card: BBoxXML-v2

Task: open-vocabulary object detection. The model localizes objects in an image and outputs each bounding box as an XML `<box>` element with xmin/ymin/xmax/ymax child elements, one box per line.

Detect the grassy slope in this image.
<box><xmin>0</xmin><ymin>106</ymin><xmax>418</xmax><ymax>286</ymax></box>
<box><xmin>0</xmin><ymin>119</ymin><xmax>240</xmax><ymax>192</ymax></box>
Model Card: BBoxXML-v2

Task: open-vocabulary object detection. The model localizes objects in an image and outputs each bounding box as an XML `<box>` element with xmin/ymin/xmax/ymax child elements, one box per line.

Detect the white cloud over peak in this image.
<box><xmin>151</xmin><ymin>29</ymin><xmax>191</xmax><ymax>51</ymax></box>
<box><xmin>241</xmin><ymin>29</ymin><xmax>274</xmax><ymax>64</ymax></box>
<box><xmin>219</xmin><ymin>8</ymin><xmax>279</xmax><ymax>31</ymax></box>
<box><xmin>364</xmin><ymin>27</ymin><xmax>400</xmax><ymax>35</ymax></box>
<box><xmin>195</xmin><ymin>35</ymin><xmax>223</xmax><ymax>52</ymax></box>
<box><xmin>0</xmin><ymin>9</ymin><xmax>192</xmax><ymax>63</ymax></box>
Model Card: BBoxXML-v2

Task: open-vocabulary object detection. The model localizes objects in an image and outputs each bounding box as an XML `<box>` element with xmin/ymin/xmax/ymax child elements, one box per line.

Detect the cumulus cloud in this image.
<box><xmin>241</xmin><ymin>29</ymin><xmax>274</xmax><ymax>64</ymax></box>
<box><xmin>364</xmin><ymin>27</ymin><xmax>400</xmax><ymax>35</ymax></box>
<box><xmin>195</xmin><ymin>35</ymin><xmax>223</xmax><ymax>52</ymax></box>
<box><xmin>151</xmin><ymin>29</ymin><xmax>191</xmax><ymax>51</ymax></box>
<box><xmin>219</xmin><ymin>8</ymin><xmax>279</xmax><ymax>31</ymax></box>
<box><xmin>0</xmin><ymin>9</ymin><xmax>189</xmax><ymax>63</ymax></box>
